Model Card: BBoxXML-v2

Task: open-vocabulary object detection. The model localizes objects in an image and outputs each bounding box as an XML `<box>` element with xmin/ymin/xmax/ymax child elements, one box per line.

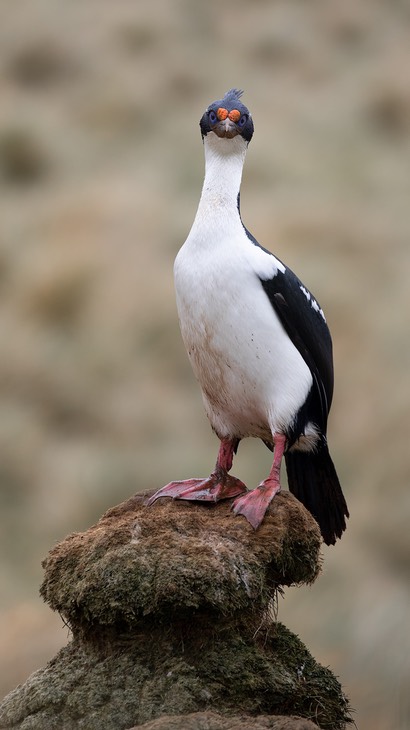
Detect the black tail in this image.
<box><xmin>285</xmin><ymin>444</ymin><xmax>349</xmax><ymax>545</ymax></box>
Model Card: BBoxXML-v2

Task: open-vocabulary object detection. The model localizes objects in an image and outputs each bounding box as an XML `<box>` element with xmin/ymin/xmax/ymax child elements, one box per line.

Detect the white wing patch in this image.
<box><xmin>300</xmin><ymin>285</ymin><xmax>326</xmax><ymax>322</ymax></box>
<box><xmin>245</xmin><ymin>242</ymin><xmax>286</xmax><ymax>280</ymax></box>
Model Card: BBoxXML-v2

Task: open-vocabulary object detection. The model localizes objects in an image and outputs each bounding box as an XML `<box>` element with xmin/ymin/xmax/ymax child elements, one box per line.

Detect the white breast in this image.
<box><xmin>174</xmin><ymin>223</ymin><xmax>313</xmax><ymax>443</ymax></box>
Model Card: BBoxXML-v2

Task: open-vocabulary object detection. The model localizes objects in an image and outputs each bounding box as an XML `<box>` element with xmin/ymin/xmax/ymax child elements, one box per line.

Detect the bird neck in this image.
<box><xmin>198</xmin><ymin>135</ymin><xmax>247</xmax><ymax>216</ymax></box>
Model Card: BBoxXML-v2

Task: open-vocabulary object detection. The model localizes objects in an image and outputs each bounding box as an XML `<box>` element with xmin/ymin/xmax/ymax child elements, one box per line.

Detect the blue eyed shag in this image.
<box><xmin>148</xmin><ymin>89</ymin><xmax>348</xmax><ymax>545</ymax></box>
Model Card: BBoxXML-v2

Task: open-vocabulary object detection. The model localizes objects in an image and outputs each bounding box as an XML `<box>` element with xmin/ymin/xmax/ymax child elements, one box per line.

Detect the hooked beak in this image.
<box><xmin>213</xmin><ymin>118</ymin><xmax>239</xmax><ymax>139</ymax></box>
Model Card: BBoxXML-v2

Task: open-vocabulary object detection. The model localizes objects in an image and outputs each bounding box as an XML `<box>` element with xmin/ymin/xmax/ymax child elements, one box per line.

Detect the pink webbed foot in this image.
<box><xmin>146</xmin><ymin>469</ymin><xmax>247</xmax><ymax>506</ymax></box>
<box><xmin>233</xmin><ymin>433</ymin><xmax>287</xmax><ymax>529</ymax></box>
<box><xmin>231</xmin><ymin>478</ymin><xmax>281</xmax><ymax>530</ymax></box>
<box><xmin>146</xmin><ymin>437</ymin><xmax>247</xmax><ymax>507</ymax></box>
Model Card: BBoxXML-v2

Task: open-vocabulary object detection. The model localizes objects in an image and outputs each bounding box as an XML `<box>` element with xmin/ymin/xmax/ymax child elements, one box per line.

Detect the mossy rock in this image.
<box><xmin>40</xmin><ymin>491</ymin><xmax>322</xmax><ymax>633</ymax></box>
<box><xmin>0</xmin><ymin>491</ymin><xmax>351</xmax><ymax>729</ymax></box>
<box><xmin>0</xmin><ymin>622</ymin><xmax>350</xmax><ymax>730</ymax></box>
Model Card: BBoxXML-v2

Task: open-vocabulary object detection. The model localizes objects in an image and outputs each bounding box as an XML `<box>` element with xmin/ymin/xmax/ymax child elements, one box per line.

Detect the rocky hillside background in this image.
<box><xmin>1</xmin><ymin>1</ymin><xmax>409</xmax><ymax>729</ymax></box>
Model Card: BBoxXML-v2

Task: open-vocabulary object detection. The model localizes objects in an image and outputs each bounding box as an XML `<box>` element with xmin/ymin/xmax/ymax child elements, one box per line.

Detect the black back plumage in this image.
<box><xmin>243</xmin><ymin>224</ymin><xmax>349</xmax><ymax>545</ymax></box>
<box><xmin>244</xmin><ymin>224</ymin><xmax>333</xmax><ymax>446</ymax></box>
<box><xmin>260</xmin><ymin>268</ymin><xmax>332</xmax><ymax>445</ymax></box>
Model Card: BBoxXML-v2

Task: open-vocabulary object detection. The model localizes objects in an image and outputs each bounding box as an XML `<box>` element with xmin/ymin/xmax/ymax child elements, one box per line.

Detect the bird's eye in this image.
<box><xmin>238</xmin><ymin>114</ymin><xmax>247</xmax><ymax>127</ymax></box>
<box><xmin>208</xmin><ymin>110</ymin><xmax>217</xmax><ymax>124</ymax></box>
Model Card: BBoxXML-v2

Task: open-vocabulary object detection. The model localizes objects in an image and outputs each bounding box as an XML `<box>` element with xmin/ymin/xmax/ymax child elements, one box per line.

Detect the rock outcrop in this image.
<box><xmin>0</xmin><ymin>491</ymin><xmax>352</xmax><ymax>730</ymax></box>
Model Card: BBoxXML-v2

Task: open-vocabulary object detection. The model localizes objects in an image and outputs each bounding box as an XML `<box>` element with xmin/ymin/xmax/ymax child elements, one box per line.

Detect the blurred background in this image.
<box><xmin>0</xmin><ymin>0</ymin><xmax>409</xmax><ymax>727</ymax></box>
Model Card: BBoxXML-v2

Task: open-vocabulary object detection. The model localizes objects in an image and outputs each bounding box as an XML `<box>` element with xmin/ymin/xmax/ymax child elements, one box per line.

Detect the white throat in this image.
<box><xmin>200</xmin><ymin>133</ymin><xmax>248</xmax><ymax>211</ymax></box>
<box><xmin>183</xmin><ymin>132</ymin><xmax>249</xmax><ymax>249</ymax></box>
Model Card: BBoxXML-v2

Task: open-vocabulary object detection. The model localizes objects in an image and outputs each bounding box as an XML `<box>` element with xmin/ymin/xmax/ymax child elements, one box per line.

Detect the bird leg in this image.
<box><xmin>231</xmin><ymin>434</ymin><xmax>287</xmax><ymax>529</ymax></box>
<box><xmin>146</xmin><ymin>437</ymin><xmax>247</xmax><ymax>505</ymax></box>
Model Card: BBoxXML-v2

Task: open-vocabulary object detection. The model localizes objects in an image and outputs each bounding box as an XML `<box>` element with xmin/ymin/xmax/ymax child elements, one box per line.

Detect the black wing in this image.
<box><xmin>245</xmin><ymin>227</ymin><xmax>334</xmax><ymax>439</ymax></box>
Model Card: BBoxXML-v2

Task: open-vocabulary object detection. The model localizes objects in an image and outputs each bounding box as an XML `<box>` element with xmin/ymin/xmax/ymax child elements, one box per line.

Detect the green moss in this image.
<box><xmin>0</xmin><ymin>623</ymin><xmax>351</xmax><ymax>730</ymax></box>
<box><xmin>0</xmin><ymin>494</ymin><xmax>351</xmax><ymax>729</ymax></box>
<box><xmin>40</xmin><ymin>493</ymin><xmax>322</xmax><ymax>632</ymax></box>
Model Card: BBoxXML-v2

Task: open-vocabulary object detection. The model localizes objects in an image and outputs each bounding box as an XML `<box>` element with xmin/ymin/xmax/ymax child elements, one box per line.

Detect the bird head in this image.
<box><xmin>199</xmin><ymin>89</ymin><xmax>254</xmax><ymax>144</ymax></box>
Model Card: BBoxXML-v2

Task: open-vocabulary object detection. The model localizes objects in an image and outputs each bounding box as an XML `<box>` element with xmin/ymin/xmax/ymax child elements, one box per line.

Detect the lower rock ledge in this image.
<box><xmin>0</xmin><ymin>622</ymin><xmax>351</xmax><ymax>730</ymax></box>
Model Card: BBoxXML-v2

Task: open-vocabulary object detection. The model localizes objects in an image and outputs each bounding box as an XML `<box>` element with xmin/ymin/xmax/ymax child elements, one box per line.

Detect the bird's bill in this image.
<box><xmin>212</xmin><ymin>119</ymin><xmax>239</xmax><ymax>139</ymax></box>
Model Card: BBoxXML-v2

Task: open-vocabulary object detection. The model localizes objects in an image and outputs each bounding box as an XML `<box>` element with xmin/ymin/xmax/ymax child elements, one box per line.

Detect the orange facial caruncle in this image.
<box><xmin>228</xmin><ymin>109</ymin><xmax>241</xmax><ymax>123</ymax></box>
<box><xmin>216</xmin><ymin>108</ymin><xmax>241</xmax><ymax>122</ymax></box>
<box><xmin>216</xmin><ymin>107</ymin><xmax>228</xmax><ymax>120</ymax></box>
